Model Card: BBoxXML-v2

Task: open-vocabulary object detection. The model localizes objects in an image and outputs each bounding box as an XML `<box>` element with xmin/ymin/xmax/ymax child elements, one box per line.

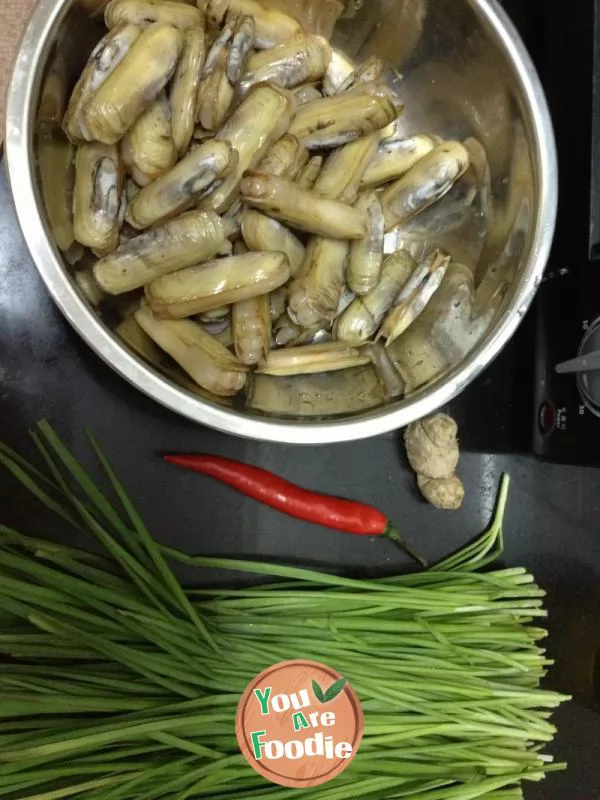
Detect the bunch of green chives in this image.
<box><xmin>0</xmin><ymin>422</ymin><xmax>569</xmax><ymax>800</ymax></box>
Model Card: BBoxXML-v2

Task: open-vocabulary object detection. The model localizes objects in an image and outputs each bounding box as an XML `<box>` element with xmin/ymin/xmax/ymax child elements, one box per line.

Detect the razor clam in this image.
<box><xmin>94</xmin><ymin>210</ymin><xmax>237</xmax><ymax>294</ymax></box>
<box><xmin>368</xmin><ymin>341</ymin><xmax>406</xmax><ymax>399</ymax></box>
<box><xmin>37</xmin><ymin>133</ymin><xmax>74</xmax><ymax>252</ymax></box>
<box><xmin>207</xmin><ymin>0</ymin><xmax>302</xmax><ymax>48</ymax></box>
<box><xmin>378</xmin><ymin>251</ymin><xmax>451</xmax><ymax>347</ymax></box>
<box><xmin>288</xmin><ymin>237</ymin><xmax>349</xmax><ymax>327</ymax></box>
<box><xmin>269</xmin><ymin>287</ymin><xmax>288</xmax><ymax>322</ymax></box>
<box><xmin>313</xmin><ymin>133</ymin><xmax>379</xmax><ymax>203</ymax></box>
<box><xmin>232</xmin><ymin>295</ymin><xmax>272</xmax><ymax>365</ymax></box>
<box><xmin>198</xmin><ymin>306</ymin><xmax>231</xmax><ymax>323</ymax></box>
<box><xmin>274</xmin><ymin>315</ymin><xmax>303</xmax><ymax>347</ymax></box>
<box><xmin>63</xmin><ymin>23</ymin><xmax>142</xmax><ymax>143</ymax></box>
<box><xmin>334</xmin><ymin>250</ymin><xmax>417</xmax><ymax>345</ymax></box>
<box><xmin>257</xmin><ymin>134</ymin><xmax>309</xmax><ymax>179</ymax></box>
<box><xmin>257</xmin><ymin>342</ymin><xmax>371</xmax><ymax>377</ymax></box>
<box><xmin>39</xmin><ymin>52</ymin><xmax>68</xmax><ymax>127</ymax></box>
<box><xmin>322</xmin><ymin>49</ymin><xmax>355</xmax><ymax>96</ymax></box>
<box><xmin>240</xmin><ymin>171</ymin><xmax>367</xmax><ymax>239</ymax></box>
<box><xmin>246</xmin><ymin>367</ymin><xmax>385</xmax><ymax>417</ymax></box>
<box><xmin>381</xmin><ymin>141</ymin><xmax>471</xmax><ymax>231</ymax></box>
<box><xmin>241</xmin><ymin>210</ymin><xmax>305</xmax><ymax>276</ymax></box>
<box><xmin>135</xmin><ymin>302</ymin><xmax>247</xmax><ymax>396</ymax></box>
<box><xmin>227</xmin><ymin>14</ymin><xmax>255</xmax><ymax>84</ymax></box>
<box><xmin>116</xmin><ymin>313</ymin><xmax>233</xmax><ymax>404</ymax></box>
<box><xmin>241</xmin><ymin>34</ymin><xmax>332</xmax><ymax>92</ymax></box>
<box><xmin>170</xmin><ymin>27</ymin><xmax>207</xmax><ymax>157</ymax></box>
<box><xmin>83</xmin><ymin>24</ymin><xmax>183</xmax><ymax>145</ymax></box>
<box><xmin>292</xmin><ymin>82</ymin><xmax>322</xmax><ymax>106</ymax></box>
<box><xmin>75</xmin><ymin>268</ymin><xmax>107</xmax><ymax>307</ymax></box>
<box><xmin>197</xmin><ymin>55</ymin><xmax>235</xmax><ymax>131</ymax></box>
<box><xmin>203</xmin><ymin>13</ymin><xmax>237</xmax><ymax>76</ymax></box>
<box><xmin>388</xmin><ymin>263</ymin><xmax>493</xmax><ymax>393</ymax></box>
<box><xmin>121</xmin><ymin>92</ymin><xmax>177</xmax><ymax>186</ymax></box>
<box><xmin>196</xmin><ymin>14</ymin><xmax>248</xmax><ymax>133</ymax></box>
<box><xmin>288</xmin><ymin>82</ymin><xmax>397</xmax><ymax>148</ymax></box>
<box><xmin>105</xmin><ymin>0</ymin><xmax>204</xmax><ymax>29</ymax></box>
<box><xmin>296</xmin><ymin>155</ymin><xmax>323</xmax><ymax>190</ymax></box>
<box><xmin>361</xmin><ymin>134</ymin><xmax>440</xmax><ymax>189</ymax></box>
<box><xmin>200</xmin><ymin>82</ymin><xmax>296</xmax><ymax>212</ymax></box>
<box><xmin>73</xmin><ymin>142</ymin><xmax>124</xmax><ymax>253</ymax></box>
<box><xmin>336</xmin><ymin>55</ymin><xmax>384</xmax><ymax>94</ymax></box>
<box><xmin>384</xmin><ymin>168</ymin><xmax>482</xmax><ymax>265</ymax></box>
<box><xmin>347</xmin><ymin>192</ymin><xmax>384</xmax><ymax>295</ymax></box>
<box><xmin>145</xmin><ymin>252</ymin><xmax>291</xmax><ymax>317</ymax></box>
<box><xmin>126</xmin><ymin>139</ymin><xmax>236</xmax><ymax>228</ymax></box>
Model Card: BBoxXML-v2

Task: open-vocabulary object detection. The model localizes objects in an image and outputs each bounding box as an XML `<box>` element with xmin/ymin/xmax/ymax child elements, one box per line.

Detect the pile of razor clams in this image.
<box><xmin>60</xmin><ymin>0</ymin><xmax>495</xmax><ymax>416</ymax></box>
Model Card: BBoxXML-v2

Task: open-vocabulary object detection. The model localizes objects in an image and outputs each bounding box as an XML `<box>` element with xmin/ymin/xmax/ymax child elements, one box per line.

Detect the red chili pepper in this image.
<box><xmin>164</xmin><ymin>454</ymin><xmax>426</xmax><ymax>567</ymax></box>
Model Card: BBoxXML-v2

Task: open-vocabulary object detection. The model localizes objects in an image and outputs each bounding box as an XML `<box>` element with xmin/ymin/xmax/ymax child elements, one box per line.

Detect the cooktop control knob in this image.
<box><xmin>556</xmin><ymin>321</ymin><xmax>600</xmax><ymax>413</ymax></box>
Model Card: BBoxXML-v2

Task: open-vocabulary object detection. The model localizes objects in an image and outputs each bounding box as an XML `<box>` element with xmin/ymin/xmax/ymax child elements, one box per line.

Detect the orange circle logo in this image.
<box><xmin>236</xmin><ymin>660</ymin><xmax>363</xmax><ymax>788</ymax></box>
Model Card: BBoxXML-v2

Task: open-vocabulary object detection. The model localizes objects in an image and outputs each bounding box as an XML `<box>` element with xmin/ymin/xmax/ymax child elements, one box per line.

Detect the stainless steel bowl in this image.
<box><xmin>5</xmin><ymin>0</ymin><xmax>557</xmax><ymax>444</ymax></box>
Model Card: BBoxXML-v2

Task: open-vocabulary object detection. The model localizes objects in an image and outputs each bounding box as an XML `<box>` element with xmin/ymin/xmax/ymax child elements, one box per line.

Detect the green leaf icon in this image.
<box><xmin>323</xmin><ymin>678</ymin><xmax>347</xmax><ymax>703</ymax></box>
<box><xmin>312</xmin><ymin>679</ymin><xmax>325</xmax><ymax>703</ymax></box>
<box><xmin>313</xmin><ymin>677</ymin><xmax>346</xmax><ymax>704</ymax></box>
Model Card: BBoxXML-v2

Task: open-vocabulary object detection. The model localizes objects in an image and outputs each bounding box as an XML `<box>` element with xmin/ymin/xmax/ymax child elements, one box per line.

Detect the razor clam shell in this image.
<box><xmin>336</xmin><ymin>55</ymin><xmax>384</xmax><ymax>94</ymax></box>
<box><xmin>145</xmin><ymin>251</ymin><xmax>291</xmax><ymax>317</ymax></box>
<box><xmin>361</xmin><ymin>134</ymin><xmax>440</xmax><ymax>189</ymax></box>
<box><xmin>296</xmin><ymin>155</ymin><xmax>323</xmax><ymax>190</ymax></box>
<box><xmin>379</xmin><ymin>251</ymin><xmax>451</xmax><ymax>346</ymax></box>
<box><xmin>322</xmin><ymin>49</ymin><xmax>355</xmax><ymax>96</ymax></box>
<box><xmin>114</xmin><ymin>309</ymin><xmax>231</xmax><ymax>406</ymax></box>
<box><xmin>240</xmin><ymin>171</ymin><xmax>367</xmax><ymax>239</ymax></box>
<box><xmin>207</xmin><ymin>0</ymin><xmax>302</xmax><ymax>48</ymax></box>
<box><xmin>288</xmin><ymin>82</ymin><xmax>397</xmax><ymax>148</ymax></box>
<box><xmin>200</xmin><ymin>82</ymin><xmax>296</xmax><ymax>213</ymax></box>
<box><xmin>313</xmin><ymin>133</ymin><xmax>379</xmax><ymax>203</ymax></box>
<box><xmin>75</xmin><ymin>268</ymin><xmax>107</xmax><ymax>307</ymax></box>
<box><xmin>388</xmin><ymin>263</ymin><xmax>493</xmax><ymax>393</ymax></box>
<box><xmin>246</xmin><ymin>366</ymin><xmax>385</xmax><ymax>417</ymax></box>
<box><xmin>126</xmin><ymin>139</ymin><xmax>236</xmax><ymax>228</ymax></box>
<box><xmin>269</xmin><ymin>287</ymin><xmax>288</xmax><ymax>322</ymax></box>
<box><xmin>368</xmin><ymin>341</ymin><xmax>406</xmax><ymax>399</ymax></box>
<box><xmin>288</xmin><ymin>237</ymin><xmax>348</xmax><ymax>327</ymax></box>
<box><xmin>257</xmin><ymin>134</ymin><xmax>309</xmax><ymax>179</ymax></box>
<box><xmin>83</xmin><ymin>24</ymin><xmax>183</xmax><ymax>145</ymax></box>
<box><xmin>63</xmin><ymin>23</ymin><xmax>142</xmax><ymax>143</ymax></box>
<box><xmin>105</xmin><ymin>0</ymin><xmax>204</xmax><ymax>29</ymax></box>
<box><xmin>94</xmin><ymin>210</ymin><xmax>236</xmax><ymax>294</ymax></box>
<box><xmin>257</xmin><ymin>342</ymin><xmax>371</xmax><ymax>376</ymax></box>
<box><xmin>381</xmin><ymin>141</ymin><xmax>471</xmax><ymax>231</ymax></box>
<box><xmin>292</xmin><ymin>82</ymin><xmax>323</xmax><ymax>106</ymax></box>
<box><xmin>227</xmin><ymin>14</ymin><xmax>255</xmax><ymax>84</ymax></box>
<box><xmin>170</xmin><ymin>27</ymin><xmax>207</xmax><ymax>157</ymax></box>
<box><xmin>241</xmin><ymin>34</ymin><xmax>332</xmax><ymax>92</ymax></box>
<box><xmin>121</xmin><ymin>92</ymin><xmax>177</xmax><ymax>185</ymax></box>
<box><xmin>241</xmin><ymin>210</ymin><xmax>305</xmax><ymax>276</ymax></box>
<box><xmin>347</xmin><ymin>191</ymin><xmax>385</xmax><ymax>295</ymax></box>
<box><xmin>135</xmin><ymin>302</ymin><xmax>247</xmax><ymax>396</ymax></box>
<box><xmin>232</xmin><ymin>294</ymin><xmax>272</xmax><ymax>365</ymax></box>
<box><xmin>37</xmin><ymin>133</ymin><xmax>75</xmax><ymax>252</ymax></box>
<box><xmin>334</xmin><ymin>250</ymin><xmax>417</xmax><ymax>345</ymax></box>
<box><xmin>196</xmin><ymin>49</ymin><xmax>235</xmax><ymax>132</ymax></box>
<box><xmin>73</xmin><ymin>142</ymin><xmax>124</xmax><ymax>253</ymax></box>
<box><xmin>116</xmin><ymin>314</ymin><xmax>234</xmax><ymax>405</ymax></box>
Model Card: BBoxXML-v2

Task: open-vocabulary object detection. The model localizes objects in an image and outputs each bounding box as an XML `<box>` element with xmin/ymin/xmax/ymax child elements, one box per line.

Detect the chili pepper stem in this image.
<box><xmin>383</xmin><ymin>524</ymin><xmax>428</xmax><ymax>568</ymax></box>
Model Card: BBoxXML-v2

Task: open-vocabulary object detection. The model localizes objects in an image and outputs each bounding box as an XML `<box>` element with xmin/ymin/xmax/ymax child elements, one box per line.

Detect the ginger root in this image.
<box><xmin>418</xmin><ymin>474</ymin><xmax>465</xmax><ymax>511</ymax></box>
<box><xmin>405</xmin><ymin>413</ymin><xmax>464</xmax><ymax>510</ymax></box>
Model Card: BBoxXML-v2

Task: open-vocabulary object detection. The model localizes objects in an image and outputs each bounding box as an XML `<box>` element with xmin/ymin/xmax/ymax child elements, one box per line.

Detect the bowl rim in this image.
<box><xmin>4</xmin><ymin>0</ymin><xmax>558</xmax><ymax>444</ymax></box>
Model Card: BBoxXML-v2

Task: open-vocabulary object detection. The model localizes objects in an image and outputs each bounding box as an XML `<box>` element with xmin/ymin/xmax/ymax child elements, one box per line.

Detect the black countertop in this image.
<box><xmin>1</xmin><ymin>159</ymin><xmax>600</xmax><ymax>798</ymax></box>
